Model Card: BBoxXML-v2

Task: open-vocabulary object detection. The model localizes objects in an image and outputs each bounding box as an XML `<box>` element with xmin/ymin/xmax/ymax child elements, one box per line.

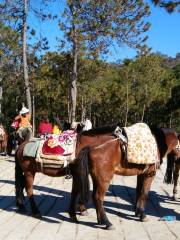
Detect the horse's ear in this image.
<box><xmin>76</xmin><ymin>123</ymin><xmax>84</xmax><ymax>133</ymax></box>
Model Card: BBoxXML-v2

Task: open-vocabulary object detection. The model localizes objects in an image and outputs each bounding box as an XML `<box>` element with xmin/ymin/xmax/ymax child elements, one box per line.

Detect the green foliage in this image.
<box><xmin>0</xmin><ymin>1</ymin><xmax>179</xmax><ymax>132</ymax></box>
<box><xmin>60</xmin><ymin>0</ymin><xmax>150</xmax><ymax>57</ymax></box>
<box><xmin>152</xmin><ymin>0</ymin><xmax>180</xmax><ymax>13</ymax></box>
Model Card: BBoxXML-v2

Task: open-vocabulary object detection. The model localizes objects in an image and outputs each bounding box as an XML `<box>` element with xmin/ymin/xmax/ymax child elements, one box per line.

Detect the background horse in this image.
<box><xmin>164</xmin><ymin>134</ymin><xmax>180</xmax><ymax>201</ymax></box>
<box><xmin>0</xmin><ymin>125</ymin><xmax>8</xmax><ymax>155</ymax></box>
<box><xmin>15</xmin><ymin>123</ymin><xmax>87</xmax><ymax>218</ymax></box>
<box><xmin>69</xmin><ymin>126</ymin><xmax>180</xmax><ymax>229</ymax></box>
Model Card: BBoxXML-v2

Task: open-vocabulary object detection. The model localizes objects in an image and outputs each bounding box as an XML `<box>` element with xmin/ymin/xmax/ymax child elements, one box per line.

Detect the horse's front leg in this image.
<box><xmin>24</xmin><ymin>171</ymin><xmax>41</xmax><ymax>219</ymax></box>
<box><xmin>135</xmin><ymin>173</ymin><xmax>155</xmax><ymax>222</ymax></box>
<box><xmin>173</xmin><ymin>163</ymin><xmax>179</xmax><ymax>201</ymax></box>
<box><xmin>92</xmin><ymin>177</ymin><xmax>113</xmax><ymax>230</ymax></box>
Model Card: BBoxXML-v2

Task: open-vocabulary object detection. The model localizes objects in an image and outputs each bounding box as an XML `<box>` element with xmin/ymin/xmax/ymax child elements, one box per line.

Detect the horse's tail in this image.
<box><xmin>164</xmin><ymin>153</ymin><xmax>175</xmax><ymax>184</ymax></box>
<box><xmin>75</xmin><ymin>147</ymin><xmax>90</xmax><ymax>203</ymax></box>
<box><xmin>15</xmin><ymin>148</ymin><xmax>25</xmax><ymax>206</ymax></box>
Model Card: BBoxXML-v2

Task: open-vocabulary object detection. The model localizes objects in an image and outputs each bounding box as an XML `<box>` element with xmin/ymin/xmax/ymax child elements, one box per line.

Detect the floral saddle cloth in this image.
<box><xmin>23</xmin><ymin>130</ymin><xmax>77</xmax><ymax>168</ymax></box>
<box><xmin>123</xmin><ymin>123</ymin><xmax>158</xmax><ymax>164</ymax></box>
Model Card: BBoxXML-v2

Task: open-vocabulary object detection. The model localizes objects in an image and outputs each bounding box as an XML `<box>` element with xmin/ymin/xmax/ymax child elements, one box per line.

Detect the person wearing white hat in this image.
<box><xmin>14</xmin><ymin>106</ymin><xmax>32</xmax><ymax>143</ymax></box>
<box><xmin>15</xmin><ymin>106</ymin><xmax>31</xmax><ymax>128</ymax></box>
<box><xmin>19</xmin><ymin>106</ymin><xmax>29</xmax><ymax>115</ymax></box>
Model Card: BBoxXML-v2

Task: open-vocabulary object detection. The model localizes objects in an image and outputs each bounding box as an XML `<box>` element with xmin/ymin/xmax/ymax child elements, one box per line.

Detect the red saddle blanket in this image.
<box><xmin>42</xmin><ymin>130</ymin><xmax>77</xmax><ymax>156</ymax></box>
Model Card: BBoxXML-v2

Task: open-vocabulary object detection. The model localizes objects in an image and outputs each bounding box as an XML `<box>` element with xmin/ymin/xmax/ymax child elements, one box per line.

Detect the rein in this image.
<box><xmin>92</xmin><ymin>138</ymin><xmax>119</xmax><ymax>150</ymax></box>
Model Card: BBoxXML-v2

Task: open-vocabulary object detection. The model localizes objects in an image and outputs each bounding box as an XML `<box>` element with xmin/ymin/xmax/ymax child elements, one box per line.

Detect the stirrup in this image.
<box><xmin>65</xmin><ymin>174</ymin><xmax>72</xmax><ymax>179</ymax></box>
<box><xmin>65</xmin><ymin>165</ymin><xmax>72</xmax><ymax>179</ymax></box>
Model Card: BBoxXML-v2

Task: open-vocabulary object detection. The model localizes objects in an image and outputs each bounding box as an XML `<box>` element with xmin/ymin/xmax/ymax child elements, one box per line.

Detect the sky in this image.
<box><xmin>29</xmin><ymin>1</ymin><xmax>180</xmax><ymax>62</ymax></box>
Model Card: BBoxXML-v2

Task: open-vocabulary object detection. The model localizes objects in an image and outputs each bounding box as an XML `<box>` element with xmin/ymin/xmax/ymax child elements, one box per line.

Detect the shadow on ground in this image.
<box><xmin>0</xmin><ymin>179</ymin><xmax>179</xmax><ymax>229</ymax></box>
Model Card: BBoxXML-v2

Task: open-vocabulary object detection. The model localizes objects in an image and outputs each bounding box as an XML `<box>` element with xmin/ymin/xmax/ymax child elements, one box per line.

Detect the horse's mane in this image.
<box><xmin>150</xmin><ymin>126</ymin><xmax>168</xmax><ymax>162</ymax></box>
<box><xmin>81</xmin><ymin>125</ymin><xmax>117</xmax><ymax>136</ymax></box>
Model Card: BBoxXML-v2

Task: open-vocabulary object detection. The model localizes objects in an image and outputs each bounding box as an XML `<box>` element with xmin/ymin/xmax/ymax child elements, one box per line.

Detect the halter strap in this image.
<box><xmin>113</xmin><ymin>126</ymin><xmax>127</xmax><ymax>144</ymax></box>
<box><xmin>175</xmin><ymin>140</ymin><xmax>180</xmax><ymax>150</ymax></box>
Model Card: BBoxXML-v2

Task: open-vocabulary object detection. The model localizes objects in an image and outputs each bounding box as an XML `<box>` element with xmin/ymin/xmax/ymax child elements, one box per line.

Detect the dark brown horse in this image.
<box><xmin>15</xmin><ymin>125</ymin><xmax>116</xmax><ymax>218</ymax></box>
<box><xmin>0</xmin><ymin>125</ymin><xmax>8</xmax><ymax>155</ymax></box>
<box><xmin>164</xmin><ymin>134</ymin><xmax>180</xmax><ymax>201</ymax></box>
<box><xmin>68</xmin><ymin>126</ymin><xmax>180</xmax><ymax>229</ymax></box>
<box><xmin>15</xmin><ymin>125</ymin><xmax>180</xmax><ymax>227</ymax></box>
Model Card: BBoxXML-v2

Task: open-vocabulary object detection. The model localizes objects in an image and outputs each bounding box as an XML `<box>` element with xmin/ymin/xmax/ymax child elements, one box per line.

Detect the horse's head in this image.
<box><xmin>71</xmin><ymin>121</ymin><xmax>84</xmax><ymax>133</ymax></box>
<box><xmin>166</xmin><ymin>132</ymin><xmax>180</xmax><ymax>160</ymax></box>
<box><xmin>171</xmin><ymin>134</ymin><xmax>180</xmax><ymax>160</ymax></box>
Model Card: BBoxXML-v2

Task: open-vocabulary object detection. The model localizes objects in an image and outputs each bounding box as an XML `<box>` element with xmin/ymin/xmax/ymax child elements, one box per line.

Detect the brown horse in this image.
<box><xmin>68</xmin><ymin>126</ymin><xmax>180</xmax><ymax>229</ymax></box>
<box><xmin>164</xmin><ymin>134</ymin><xmax>180</xmax><ymax>201</ymax></box>
<box><xmin>15</xmin><ymin>125</ymin><xmax>180</xmax><ymax>225</ymax></box>
<box><xmin>15</xmin><ymin>126</ymin><xmax>117</xmax><ymax>217</ymax></box>
<box><xmin>0</xmin><ymin>125</ymin><xmax>8</xmax><ymax>155</ymax></box>
<box><xmin>15</xmin><ymin>123</ymin><xmax>94</xmax><ymax>217</ymax></box>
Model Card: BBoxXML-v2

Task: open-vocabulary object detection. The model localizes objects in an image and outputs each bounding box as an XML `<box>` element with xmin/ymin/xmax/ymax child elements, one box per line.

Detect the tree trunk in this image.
<box><xmin>23</xmin><ymin>0</ymin><xmax>32</xmax><ymax>114</ymax></box>
<box><xmin>81</xmin><ymin>96</ymin><xmax>85</xmax><ymax>122</ymax></box>
<box><xmin>0</xmin><ymin>59</ymin><xmax>2</xmax><ymax>116</ymax></box>
<box><xmin>69</xmin><ymin>28</ymin><xmax>77</xmax><ymax>124</ymax></box>
<box><xmin>125</xmin><ymin>76</ymin><xmax>129</xmax><ymax>127</ymax></box>
<box><xmin>141</xmin><ymin>84</ymin><xmax>148</xmax><ymax>122</ymax></box>
<box><xmin>169</xmin><ymin>111</ymin><xmax>172</xmax><ymax>128</ymax></box>
<box><xmin>0</xmin><ymin>78</ymin><xmax>2</xmax><ymax>116</ymax></box>
<box><xmin>32</xmin><ymin>95</ymin><xmax>35</xmax><ymax>137</ymax></box>
<box><xmin>0</xmin><ymin>35</ymin><xmax>2</xmax><ymax>116</ymax></box>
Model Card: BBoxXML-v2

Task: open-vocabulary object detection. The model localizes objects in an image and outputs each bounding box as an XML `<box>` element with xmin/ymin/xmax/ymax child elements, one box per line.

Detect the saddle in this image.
<box><xmin>37</xmin><ymin>130</ymin><xmax>77</xmax><ymax>168</ymax></box>
<box><xmin>23</xmin><ymin>130</ymin><xmax>77</xmax><ymax>169</ymax></box>
<box><xmin>115</xmin><ymin>123</ymin><xmax>158</xmax><ymax>164</ymax></box>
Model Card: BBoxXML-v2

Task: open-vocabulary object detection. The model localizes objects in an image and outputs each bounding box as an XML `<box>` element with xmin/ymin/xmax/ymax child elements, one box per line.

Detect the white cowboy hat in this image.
<box><xmin>19</xmin><ymin>107</ymin><xmax>29</xmax><ymax>114</ymax></box>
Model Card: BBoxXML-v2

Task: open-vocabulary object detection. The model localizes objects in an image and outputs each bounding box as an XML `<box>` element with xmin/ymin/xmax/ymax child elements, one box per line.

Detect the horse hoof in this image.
<box><xmin>80</xmin><ymin>210</ymin><xmax>88</xmax><ymax>216</ymax></box>
<box><xmin>173</xmin><ymin>195</ymin><xmax>178</xmax><ymax>201</ymax></box>
<box><xmin>140</xmin><ymin>215</ymin><xmax>149</xmax><ymax>222</ymax></box>
<box><xmin>135</xmin><ymin>210</ymin><xmax>141</xmax><ymax>217</ymax></box>
<box><xmin>106</xmin><ymin>224</ymin><xmax>115</xmax><ymax>230</ymax></box>
<box><xmin>16</xmin><ymin>203</ymin><xmax>25</xmax><ymax>211</ymax></box>
<box><xmin>17</xmin><ymin>207</ymin><xmax>26</xmax><ymax>213</ymax></box>
<box><xmin>32</xmin><ymin>212</ymin><xmax>42</xmax><ymax>219</ymax></box>
<box><xmin>70</xmin><ymin>215</ymin><xmax>78</xmax><ymax>223</ymax></box>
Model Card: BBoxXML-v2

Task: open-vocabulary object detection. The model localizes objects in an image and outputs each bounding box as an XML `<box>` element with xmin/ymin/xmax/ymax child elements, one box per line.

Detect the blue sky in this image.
<box><xmin>29</xmin><ymin>1</ymin><xmax>180</xmax><ymax>62</ymax></box>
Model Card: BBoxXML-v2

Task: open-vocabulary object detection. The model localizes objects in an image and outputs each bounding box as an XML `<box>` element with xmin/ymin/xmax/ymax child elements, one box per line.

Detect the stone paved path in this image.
<box><xmin>0</xmin><ymin>155</ymin><xmax>179</xmax><ymax>240</ymax></box>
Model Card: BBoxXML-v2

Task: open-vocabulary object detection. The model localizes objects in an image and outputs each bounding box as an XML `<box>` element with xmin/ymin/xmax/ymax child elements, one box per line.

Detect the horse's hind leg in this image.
<box><xmin>135</xmin><ymin>174</ymin><xmax>144</xmax><ymax>214</ymax></box>
<box><xmin>69</xmin><ymin>172</ymin><xmax>80</xmax><ymax>222</ymax></box>
<box><xmin>173</xmin><ymin>162</ymin><xmax>179</xmax><ymax>201</ymax></box>
<box><xmin>69</xmin><ymin>165</ymin><xmax>88</xmax><ymax>222</ymax></box>
<box><xmin>24</xmin><ymin>171</ymin><xmax>41</xmax><ymax>218</ymax></box>
<box><xmin>92</xmin><ymin>177</ymin><xmax>113</xmax><ymax>230</ymax></box>
<box><xmin>135</xmin><ymin>174</ymin><xmax>155</xmax><ymax>222</ymax></box>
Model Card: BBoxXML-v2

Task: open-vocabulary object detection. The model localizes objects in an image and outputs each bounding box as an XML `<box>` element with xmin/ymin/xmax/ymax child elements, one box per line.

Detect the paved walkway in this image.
<box><xmin>0</xmin><ymin>155</ymin><xmax>179</xmax><ymax>240</ymax></box>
